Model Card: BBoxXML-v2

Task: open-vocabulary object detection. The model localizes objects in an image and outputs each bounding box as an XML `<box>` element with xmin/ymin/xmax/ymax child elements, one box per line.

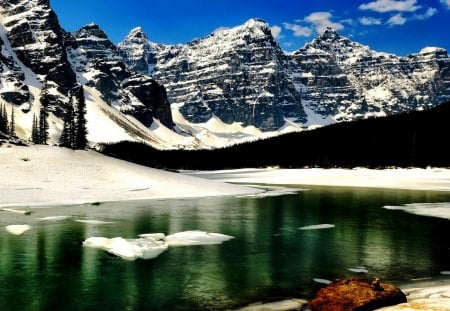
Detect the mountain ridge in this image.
<box><xmin>0</xmin><ymin>0</ymin><xmax>449</xmax><ymax>149</ymax></box>
<box><xmin>118</xmin><ymin>20</ymin><xmax>450</xmax><ymax>131</ymax></box>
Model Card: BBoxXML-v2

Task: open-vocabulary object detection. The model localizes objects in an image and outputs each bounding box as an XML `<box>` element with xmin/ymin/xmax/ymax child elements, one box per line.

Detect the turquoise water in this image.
<box><xmin>1</xmin><ymin>186</ymin><xmax>450</xmax><ymax>310</ymax></box>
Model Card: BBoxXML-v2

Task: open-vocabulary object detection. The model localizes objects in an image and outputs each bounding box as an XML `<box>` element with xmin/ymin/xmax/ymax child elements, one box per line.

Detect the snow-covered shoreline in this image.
<box><xmin>188</xmin><ymin>167</ymin><xmax>450</xmax><ymax>192</ymax></box>
<box><xmin>2</xmin><ymin>145</ymin><xmax>450</xmax><ymax>209</ymax></box>
<box><xmin>0</xmin><ymin>145</ymin><xmax>262</xmax><ymax>208</ymax></box>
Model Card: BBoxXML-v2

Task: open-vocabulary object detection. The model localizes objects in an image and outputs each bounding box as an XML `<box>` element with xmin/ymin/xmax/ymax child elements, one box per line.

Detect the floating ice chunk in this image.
<box><xmin>165</xmin><ymin>230</ymin><xmax>234</xmax><ymax>246</ymax></box>
<box><xmin>441</xmin><ymin>271</ymin><xmax>450</xmax><ymax>275</ymax></box>
<box><xmin>83</xmin><ymin>230</ymin><xmax>234</xmax><ymax>260</ymax></box>
<box><xmin>348</xmin><ymin>267</ymin><xmax>369</xmax><ymax>273</ymax></box>
<box><xmin>83</xmin><ymin>237</ymin><xmax>110</xmax><ymax>249</ymax></box>
<box><xmin>6</xmin><ymin>225</ymin><xmax>31</xmax><ymax>235</ymax></box>
<box><xmin>37</xmin><ymin>216</ymin><xmax>71</xmax><ymax>221</ymax></box>
<box><xmin>75</xmin><ymin>220</ymin><xmax>115</xmax><ymax>225</ymax></box>
<box><xmin>83</xmin><ymin>237</ymin><xmax>168</xmax><ymax>261</ymax></box>
<box><xmin>1</xmin><ymin>208</ymin><xmax>32</xmax><ymax>215</ymax></box>
<box><xmin>238</xmin><ymin>298</ymin><xmax>308</xmax><ymax>311</ymax></box>
<box><xmin>238</xmin><ymin>186</ymin><xmax>303</xmax><ymax>198</ymax></box>
<box><xmin>383</xmin><ymin>202</ymin><xmax>450</xmax><ymax>220</ymax></box>
<box><xmin>138</xmin><ymin>233</ymin><xmax>166</xmax><ymax>241</ymax></box>
<box><xmin>299</xmin><ymin>224</ymin><xmax>335</xmax><ymax>230</ymax></box>
<box><xmin>313</xmin><ymin>278</ymin><xmax>332</xmax><ymax>285</ymax></box>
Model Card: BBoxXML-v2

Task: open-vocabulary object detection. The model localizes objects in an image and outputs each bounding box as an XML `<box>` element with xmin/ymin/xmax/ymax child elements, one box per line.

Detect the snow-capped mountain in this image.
<box><xmin>71</xmin><ymin>23</ymin><xmax>173</xmax><ymax>129</ymax></box>
<box><xmin>147</xmin><ymin>19</ymin><xmax>307</xmax><ymax>131</ymax></box>
<box><xmin>0</xmin><ymin>0</ymin><xmax>187</xmax><ymax>149</ymax></box>
<box><xmin>119</xmin><ymin>20</ymin><xmax>450</xmax><ymax>131</ymax></box>
<box><xmin>1</xmin><ymin>0</ymin><xmax>449</xmax><ymax>150</ymax></box>
<box><xmin>291</xmin><ymin>28</ymin><xmax>450</xmax><ymax>122</ymax></box>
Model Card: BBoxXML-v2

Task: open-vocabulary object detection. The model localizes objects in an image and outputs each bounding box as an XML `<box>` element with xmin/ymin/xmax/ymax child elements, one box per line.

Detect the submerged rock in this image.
<box><xmin>308</xmin><ymin>278</ymin><xmax>406</xmax><ymax>311</ymax></box>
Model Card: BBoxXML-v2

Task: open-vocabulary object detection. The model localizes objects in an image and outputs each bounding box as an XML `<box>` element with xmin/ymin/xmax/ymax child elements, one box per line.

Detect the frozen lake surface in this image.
<box><xmin>1</xmin><ymin>186</ymin><xmax>450</xmax><ymax>310</ymax></box>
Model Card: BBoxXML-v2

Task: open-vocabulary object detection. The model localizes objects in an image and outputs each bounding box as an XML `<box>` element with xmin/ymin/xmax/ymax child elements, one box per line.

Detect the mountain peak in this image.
<box><xmin>126</xmin><ymin>27</ymin><xmax>149</xmax><ymax>40</ymax></box>
<box><xmin>242</xmin><ymin>18</ymin><xmax>270</xmax><ymax>33</ymax></box>
<box><xmin>75</xmin><ymin>23</ymin><xmax>110</xmax><ymax>40</ymax></box>
<box><xmin>317</xmin><ymin>27</ymin><xmax>341</xmax><ymax>41</ymax></box>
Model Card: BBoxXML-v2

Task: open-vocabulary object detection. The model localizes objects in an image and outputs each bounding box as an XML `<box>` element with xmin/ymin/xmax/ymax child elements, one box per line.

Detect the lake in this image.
<box><xmin>1</xmin><ymin>186</ymin><xmax>450</xmax><ymax>310</ymax></box>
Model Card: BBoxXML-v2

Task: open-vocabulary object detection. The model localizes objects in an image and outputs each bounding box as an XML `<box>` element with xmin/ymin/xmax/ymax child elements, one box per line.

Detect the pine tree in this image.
<box><xmin>0</xmin><ymin>104</ymin><xmax>7</xmax><ymax>134</ymax></box>
<box><xmin>9</xmin><ymin>107</ymin><xmax>16</xmax><ymax>137</ymax></box>
<box><xmin>31</xmin><ymin>114</ymin><xmax>40</xmax><ymax>144</ymax></box>
<box><xmin>39</xmin><ymin>88</ymin><xmax>50</xmax><ymax>145</ymax></box>
<box><xmin>59</xmin><ymin>96</ymin><xmax>76</xmax><ymax>148</ymax></box>
<box><xmin>0</xmin><ymin>104</ymin><xmax>4</xmax><ymax>133</ymax></box>
<box><xmin>74</xmin><ymin>86</ymin><xmax>88</xmax><ymax>149</ymax></box>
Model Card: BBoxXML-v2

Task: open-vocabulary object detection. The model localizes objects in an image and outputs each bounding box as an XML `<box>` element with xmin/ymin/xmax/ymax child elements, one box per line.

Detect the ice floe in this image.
<box><xmin>383</xmin><ymin>202</ymin><xmax>450</xmax><ymax>219</ymax></box>
<box><xmin>5</xmin><ymin>224</ymin><xmax>31</xmax><ymax>235</ymax></box>
<box><xmin>348</xmin><ymin>267</ymin><xmax>369</xmax><ymax>273</ymax></box>
<box><xmin>75</xmin><ymin>220</ymin><xmax>115</xmax><ymax>225</ymax></box>
<box><xmin>165</xmin><ymin>230</ymin><xmax>234</xmax><ymax>246</ymax></box>
<box><xmin>83</xmin><ymin>231</ymin><xmax>234</xmax><ymax>261</ymax></box>
<box><xmin>83</xmin><ymin>237</ymin><xmax>168</xmax><ymax>261</ymax></box>
<box><xmin>138</xmin><ymin>233</ymin><xmax>166</xmax><ymax>241</ymax></box>
<box><xmin>1</xmin><ymin>208</ymin><xmax>32</xmax><ymax>215</ymax></box>
<box><xmin>299</xmin><ymin>224</ymin><xmax>335</xmax><ymax>230</ymax></box>
<box><xmin>238</xmin><ymin>298</ymin><xmax>308</xmax><ymax>311</ymax></box>
<box><xmin>37</xmin><ymin>216</ymin><xmax>71</xmax><ymax>221</ymax></box>
<box><xmin>238</xmin><ymin>185</ymin><xmax>303</xmax><ymax>198</ymax></box>
<box><xmin>313</xmin><ymin>278</ymin><xmax>332</xmax><ymax>285</ymax></box>
<box><xmin>441</xmin><ymin>271</ymin><xmax>450</xmax><ymax>275</ymax></box>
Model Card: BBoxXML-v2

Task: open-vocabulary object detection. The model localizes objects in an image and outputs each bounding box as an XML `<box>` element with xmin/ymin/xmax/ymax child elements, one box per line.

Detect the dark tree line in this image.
<box><xmin>0</xmin><ymin>103</ymin><xmax>16</xmax><ymax>137</ymax></box>
<box><xmin>31</xmin><ymin>85</ymin><xmax>88</xmax><ymax>149</ymax></box>
<box><xmin>102</xmin><ymin>100</ymin><xmax>450</xmax><ymax>169</ymax></box>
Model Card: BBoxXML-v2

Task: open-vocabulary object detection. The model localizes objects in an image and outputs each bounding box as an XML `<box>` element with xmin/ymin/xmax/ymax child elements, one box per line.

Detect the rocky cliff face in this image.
<box><xmin>292</xmin><ymin>28</ymin><xmax>450</xmax><ymax>121</ymax></box>
<box><xmin>159</xmin><ymin>19</ymin><xmax>306</xmax><ymax>130</ymax></box>
<box><xmin>0</xmin><ymin>0</ymin><xmax>174</xmax><ymax>146</ymax></box>
<box><xmin>120</xmin><ymin>19</ymin><xmax>307</xmax><ymax>130</ymax></box>
<box><xmin>119</xmin><ymin>22</ymin><xmax>450</xmax><ymax>131</ymax></box>
<box><xmin>118</xmin><ymin>27</ymin><xmax>165</xmax><ymax>75</ymax></box>
<box><xmin>71</xmin><ymin>23</ymin><xmax>173</xmax><ymax>128</ymax></box>
<box><xmin>0</xmin><ymin>0</ymin><xmax>77</xmax><ymax>115</ymax></box>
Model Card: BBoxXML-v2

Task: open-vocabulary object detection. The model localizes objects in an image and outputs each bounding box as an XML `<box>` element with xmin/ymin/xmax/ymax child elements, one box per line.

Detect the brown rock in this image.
<box><xmin>308</xmin><ymin>278</ymin><xmax>407</xmax><ymax>311</ymax></box>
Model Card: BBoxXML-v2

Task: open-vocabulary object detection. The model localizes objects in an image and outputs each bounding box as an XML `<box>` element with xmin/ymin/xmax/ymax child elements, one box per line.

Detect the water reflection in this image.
<box><xmin>0</xmin><ymin>187</ymin><xmax>450</xmax><ymax>310</ymax></box>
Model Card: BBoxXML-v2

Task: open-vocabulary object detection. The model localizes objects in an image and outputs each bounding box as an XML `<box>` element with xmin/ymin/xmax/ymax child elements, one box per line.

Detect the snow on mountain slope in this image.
<box><xmin>0</xmin><ymin>144</ymin><xmax>261</xmax><ymax>207</ymax></box>
<box><xmin>120</xmin><ymin>22</ymin><xmax>450</xmax><ymax>132</ymax></box>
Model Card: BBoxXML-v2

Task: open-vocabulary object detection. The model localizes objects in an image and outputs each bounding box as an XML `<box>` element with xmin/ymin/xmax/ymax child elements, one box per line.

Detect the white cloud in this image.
<box><xmin>386</xmin><ymin>7</ymin><xmax>437</xmax><ymax>26</ymax></box>
<box><xmin>441</xmin><ymin>0</ymin><xmax>450</xmax><ymax>9</ymax></box>
<box><xmin>359</xmin><ymin>16</ymin><xmax>382</xmax><ymax>25</ymax></box>
<box><xmin>270</xmin><ymin>25</ymin><xmax>283</xmax><ymax>39</ymax></box>
<box><xmin>283</xmin><ymin>23</ymin><xmax>312</xmax><ymax>37</ymax></box>
<box><xmin>412</xmin><ymin>7</ymin><xmax>438</xmax><ymax>20</ymax></box>
<box><xmin>304</xmin><ymin>12</ymin><xmax>344</xmax><ymax>33</ymax></box>
<box><xmin>340</xmin><ymin>18</ymin><xmax>356</xmax><ymax>25</ymax></box>
<box><xmin>386</xmin><ymin>13</ymin><xmax>407</xmax><ymax>26</ymax></box>
<box><xmin>360</xmin><ymin>0</ymin><xmax>420</xmax><ymax>13</ymax></box>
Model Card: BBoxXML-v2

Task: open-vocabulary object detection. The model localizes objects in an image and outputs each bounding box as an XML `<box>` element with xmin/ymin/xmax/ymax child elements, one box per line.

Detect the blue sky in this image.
<box><xmin>51</xmin><ymin>0</ymin><xmax>450</xmax><ymax>55</ymax></box>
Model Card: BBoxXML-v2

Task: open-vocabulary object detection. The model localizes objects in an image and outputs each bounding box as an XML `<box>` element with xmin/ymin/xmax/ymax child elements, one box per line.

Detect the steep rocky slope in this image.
<box><xmin>119</xmin><ymin>21</ymin><xmax>450</xmax><ymax>131</ymax></box>
<box><xmin>71</xmin><ymin>23</ymin><xmax>173</xmax><ymax>128</ymax></box>
<box><xmin>0</xmin><ymin>0</ymin><xmax>176</xmax><ymax>147</ymax></box>
<box><xmin>292</xmin><ymin>28</ymin><xmax>450</xmax><ymax>121</ymax></box>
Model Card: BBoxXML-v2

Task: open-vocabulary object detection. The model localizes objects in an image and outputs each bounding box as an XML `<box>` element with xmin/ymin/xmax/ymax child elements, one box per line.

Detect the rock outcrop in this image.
<box><xmin>71</xmin><ymin>23</ymin><xmax>173</xmax><ymax>128</ymax></box>
<box><xmin>308</xmin><ymin>278</ymin><xmax>407</xmax><ymax>311</ymax></box>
